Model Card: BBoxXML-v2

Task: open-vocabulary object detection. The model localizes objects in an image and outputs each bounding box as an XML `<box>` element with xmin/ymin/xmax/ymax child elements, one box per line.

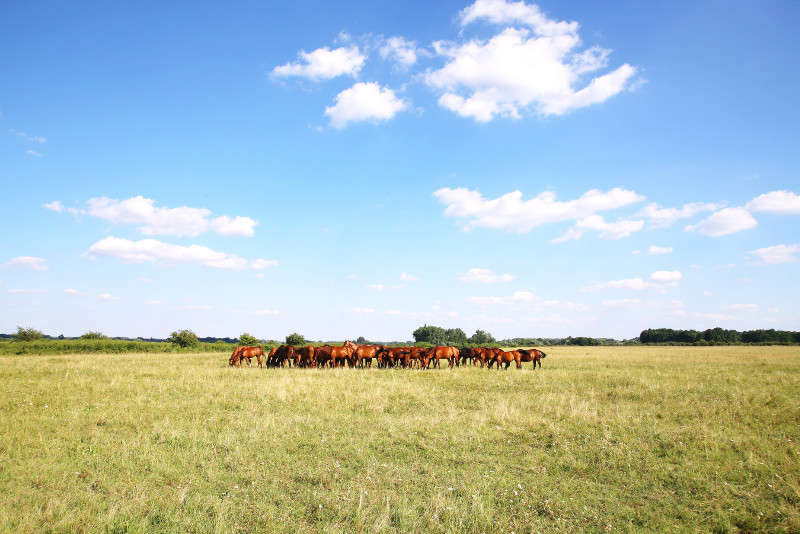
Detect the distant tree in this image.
<box><xmin>445</xmin><ymin>328</ymin><xmax>467</xmax><ymax>346</ymax></box>
<box><xmin>469</xmin><ymin>330</ymin><xmax>496</xmax><ymax>345</ymax></box>
<box><xmin>13</xmin><ymin>326</ymin><xmax>44</xmax><ymax>342</ymax></box>
<box><xmin>412</xmin><ymin>325</ymin><xmax>447</xmax><ymax>345</ymax></box>
<box><xmin>285</xmin><ymin>333</ymin><xmax>305</xmax><ymax>346</ymax></box>
<box><xmin>80</xmin><ymin>331</ymin><xmax>107</xmax><ymax>340</ymax></box>
<box><xmin>356</xmin><ymin>336</ymin><xmax>367</xmax><ymax>345</ymax></box>
<box><xmin>239</xmin><ymin>332</ymin><xmax>259</xmax><ymax>346</ymax></box>
<box><xmin>167</xmin><ymin>329</ymin><xmax>199</xmax><ymax>348</ymax></box>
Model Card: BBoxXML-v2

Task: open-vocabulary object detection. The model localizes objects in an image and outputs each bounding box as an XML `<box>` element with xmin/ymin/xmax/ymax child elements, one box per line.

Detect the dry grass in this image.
<box><xmin>1</xmin><ymin>346</ymin><xmax>798</xmax><ymax>533</ymax></box>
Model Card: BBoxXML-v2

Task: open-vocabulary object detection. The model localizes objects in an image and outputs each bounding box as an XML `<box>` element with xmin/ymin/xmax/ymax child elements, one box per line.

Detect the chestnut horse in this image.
<box><xmin>422</xmin><ymin>346</ymin><xmax>459</xmax><ymax>369</ymax></box>
<box><xmin>229</xmin><ymin>346</ymin><xmax>264</xmax><ymax>368</ymax></box>
<box><xmin>489</xmin><ymin>350</ymin><xmax>522</xmax><ymax>370</ymax></box>
<box><xmin>517</xmin><ymin>348</ymin><xmax>546</xmax><ymax>369</ymax></box>
<box><xmin>330</xmin><ymin>341</ymin><xmax>357</xmax><ymax>368</ymax></box>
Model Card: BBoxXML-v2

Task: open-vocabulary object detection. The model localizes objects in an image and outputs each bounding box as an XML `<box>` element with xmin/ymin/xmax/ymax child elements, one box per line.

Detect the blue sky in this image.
<box><xmin>2</xmin><ymin>0</ymin><xmax>799</xmax><ymax>342</ymax></box>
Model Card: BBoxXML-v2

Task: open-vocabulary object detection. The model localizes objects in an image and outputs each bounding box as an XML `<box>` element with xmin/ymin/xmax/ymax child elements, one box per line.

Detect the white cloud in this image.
<box><xmin>79</xmin><ymin>196</ymin><xmax>258</xmax><ymax>237</ymax></box>
<box><xmin>463</xmin><ymin>290</ymin><xmax>540</xmax><ymax>305</ymax></box>
<box><xmin>747</xmin><ymin>244</ymin><xmax>800</xmax><ymax>265</ymax></box>
<box><xmin>425</xmin><ymin>0</ymin><xmax>638</xmax><ymax>121</ymax></box>
<box><xmin>272</xmin><ymin>46</ymin><xmax>365</xmax><ymax>80</ymax></box>
<box><xmin>325</xmin><ymin>82</ymin><xmax>408</xmax><ymax>128</ymax></box>
<box><xmin>746</xmin><ymin>190</ymin><xmax>800</xmax><ymax>214</ymax></box>
<box><xmin>647</xmin><ymin>245</ymin><xmax>673</xmax><ymax>255</ymax></box>
<box><xmin>347</xmin><ymin>307</ymin><xmax>376</xmax><ymax>314</ymax></box>
<box><xmin>86</xmin><ymin>236</ymin><xmax>276</xmax><ymax>270</ymax></box>
<box><xmin>63</xmin><ymin>289</ymin><xmax>89</xmax><ymax>297</ymax></box>
<box><xmin>366</xmin><ymin>283</ymin><xmax>403</xmax><ymax>292</ymax></box>
<box><xmin>650</xmin><ymin>270</ymin><xmax>682</xmax><ymax>283</ymax></box>
<box><xmin>551</xmin><ymin>214</ymin><xmax>643</xmax><ymax>242</ymax></box>
<box><xmin>727</xmin><ymin>303</ymin><xmax>758</xmax><ymax>311</ymax></box>
<box><xmin>251</xmin><ymin>259</ymin><xmax>279</xmax><ymax>270</ymax></box>
<box><xmin>434</xmin><ymin>186</ymin><xmax>644</xmax><ymax>234</ymax></box>
<box><xmin>400</xmin><ymin>272</ymin><xmax>419</xmax><ymax>282</ymax></box>
<box><xmin>17</xmin><ymin>132</ymin><xmax>46</xmax><ymax>143</ymax></box>
<box><xmin>640</xmin><ymin>201</ymin><xmax>724</xmax><ymax>228</ymax></box>
<box><xmin>7</xmin><ymin>288</ymin><xmax>45</xmax><ymax>294</ymax></box>
<box><xmin>685</xmin><ymin>207</ymin><xmax>758</xmax><ymax>236</ymax></box>
<box><xmin>459</xmin><ymin>267</ymin><xmax>515</xmax><ymax>283</ymax></box>
<box><xmin>2</xmin><ymin>256</ymin><xmax>48</xmax><ymax>271</ymax></box>
<box><xmin>98</xmin><ymin>293</ymin><xmax>121</xmax><ymax>301</ymax></box>
<box><xmin>584</xmin><ymin>270</ymin><xmax>682</xmax><ymax>292</ymax></box>
<box><xmin>379</xmin><ymin>36</ymin><xmax>421</xmax><ymax>67</ymax></box>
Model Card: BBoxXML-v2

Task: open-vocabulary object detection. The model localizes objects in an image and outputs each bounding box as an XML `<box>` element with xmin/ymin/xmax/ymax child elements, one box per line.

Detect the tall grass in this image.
<box><xmin>0</xmin><ymin>346</ymin><xmax>798</xmax><ymax>533</ymax></box>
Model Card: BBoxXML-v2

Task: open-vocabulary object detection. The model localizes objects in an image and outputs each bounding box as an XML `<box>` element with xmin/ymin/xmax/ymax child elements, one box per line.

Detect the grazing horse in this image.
<box><xmin>517</xmin><ymin>348</ymin><xmax>546</xmax><ymax>369</ymax></box>
<box><xmin>296</xmin><ymin>345</ymin><xmax>316</xmax><ymax>368</ymax></box>
<box><xmin>270</xmin><ymin>345</ymin><xmax>296</xmax><ymax>367</ymax></box>
<box><xmin>489</xmin><ymin>350</ymin><xmax>522</xmax><ymax>370</ymax></box>
<box><xmin>376</xmin><ymin>346</ymin><xmax>411</xmax><ymax>368</ymax></box>
<box><xmin>229</xmin><ymin>346</ymin><xmax>264</xmax><ymax>368</ymax></box>
<box><xmin>422</xmin><ymin>346</ymin><xmax>459</xmax><ymax>369</ymax></box>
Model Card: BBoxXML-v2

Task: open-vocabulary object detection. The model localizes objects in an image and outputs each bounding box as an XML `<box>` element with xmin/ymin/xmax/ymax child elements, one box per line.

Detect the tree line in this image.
<box><xmin>639</xmin><ymin>327</ymin><xmax>800</xmax><ymax>345</ymax></box>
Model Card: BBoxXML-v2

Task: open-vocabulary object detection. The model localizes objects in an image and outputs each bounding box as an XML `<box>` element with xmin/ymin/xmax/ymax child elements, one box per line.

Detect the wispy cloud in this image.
<box><xmin>434</xmin><ymin>186</ymin><xmax>644</xmax><ymax>235</ymax></box>
<box><xmin>685</xmin><ymin>207</ymin><xmax>758</xmax><ymax>236</ymax></box>
<box><xmin>459</xmin><ymin>267</ymin><xmax>515</xmax><ymax>284</ymax></box>
<box><xmin>2</xmin><ymin>256</ymin><xmax>48</xmax><ymax>271</ymax></box>
<box><xmin>86</xmin><ymin>236</ymin><xmax>277</xmax><ymax>270</ymax></box>
<box><xmin>747</xmin><ymin>244</ymin><xmax>800</xmax><ymax>265</ymax></box>
<box><xmin>582</xmin><ymin>270</ymin><xmax>682</xmax><ymax>291</ymax></box>
<box><xmin>46</xmin><ymin>196</ymin><xmax>258</xmax><ymax>238</ymax></box>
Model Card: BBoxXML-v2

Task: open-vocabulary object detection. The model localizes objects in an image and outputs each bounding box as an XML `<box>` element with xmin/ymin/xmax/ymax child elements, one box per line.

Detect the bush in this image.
<box><xmin>13</xmin><ymin>326</ymin><xmax>44</xmax><ymax>342</ymax></box>
<box><xmin>167</xmin><ymin>330</ymin><xmax>199</xmax><ymax>349</ymax></box>
<box><xmin>285</xmin><ymin>333</ymin><xmax>305</xmax><ymax>346</ymax></box>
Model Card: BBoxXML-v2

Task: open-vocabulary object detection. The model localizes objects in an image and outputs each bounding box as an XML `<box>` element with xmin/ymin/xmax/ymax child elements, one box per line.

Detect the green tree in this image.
<box><xmin>285</xmin><ymin>333</ymin><xmax>305</xmax><ymax>346</ymax></box>
<box><xmin>13</xmin><ymin>326</ymin><xmax>44</xmax><ymax>342</ymax></box>
<box><xmin>469</xmin><ymin>330</ymin><xmax>495</xmax><ymax>345</ymax></box>
<box><xmin>239</xmin><ymin>332</ymin><xmax>259</xmax><ymax>346</ymax></box>
<box><xmin>356</xmin><ymin>336</ymin><xmax>367</xmax><ymax>345</ymax></box>
<box><xmin>412</xmin><ymin>325</ymin><xmax>447</xmax><ymax>345</ymax></box>
<box><xmin>80</xmin><ymin>331</ymin><xmax>107</xmax><ymax>340</ymax></box>
<box><xmin>167</xmin><ymin>329</ymin><xmax>199</xmax><ymax>348</ymax></box>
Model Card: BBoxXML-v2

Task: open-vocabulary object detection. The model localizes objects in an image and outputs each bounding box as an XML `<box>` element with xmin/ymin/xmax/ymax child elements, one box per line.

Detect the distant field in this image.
<box><xmin>1</xmin><ymin>346</ymin><xmax>798</xmax><ymax>533</ymax></box>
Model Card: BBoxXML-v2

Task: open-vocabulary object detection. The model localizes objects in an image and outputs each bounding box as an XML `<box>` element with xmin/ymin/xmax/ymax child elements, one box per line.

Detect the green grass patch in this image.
<box><xmin>1</xmin><ymin>346</ymin><xmax>798</xmax><ymax>532</ymax></box>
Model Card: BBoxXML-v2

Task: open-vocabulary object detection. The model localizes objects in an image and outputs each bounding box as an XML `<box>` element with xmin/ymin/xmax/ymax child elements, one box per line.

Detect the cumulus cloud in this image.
<box><xmin>747</xmin><ymin>244</ymin><xmax>800</xmax><ymax>265</ymax></box>
<box><xmin>379</xmin><ymin>36</ymin><xmax>422</xmax><ymax>67</ymax></box>
<box><xmin>272</xmin><ymin>46</ymin><xmax>365</xmax><ymax>80</ymax></box>
<box><xmin>746</xmin><ymin>190</ymin><xmax>800</xmax><ymax>214</ymax></box>
<box><xmin>424</xmin><ymin>0</ymin><xmax>638</xmax><ymax>121</ymax></box>
<box><xmin>400</xmin><ymin>272</ymin><xmax>419</xmax><ymax>282</ymax></box>
<box><xmin>434</xmin><ymin>186</ymin><xmax>644</xmax><ymax>234</ymax></box>
<box><xmin>459</xmin><ymin>267</ymin><xmax>515</xmax><ymax>283</ymax></box>
<box><xmin>650</xmin><ymin>270</ymin><xmax>682</xmax><ymax>283</ymax></box>
<box><xmin>85</xmin><ymin>236</ymin><xmax>277</xmax><ymax>270</ymax></box>
<box><xmin>63</xmin><ymin>289</ymin><xmax>89</xmax><ymax>297</ymax></box>
<box><xmin>325</xmin><ymin>82</ymin><xmax>408</xmax><ymax>128</ymax></box>
<box><xmin>2</xmin><ymin>256</ymin><xmax>48</xmax><ymax>271</ymax></box>
<box><xmin>98</xmin><ymin>293</ymin><xmax>121</xmax><ymax>301</ymax></box>
<box><xmin>685</xmin><ymin>207</ymin><xmax>758</xmax><ymax>236</ymax></box>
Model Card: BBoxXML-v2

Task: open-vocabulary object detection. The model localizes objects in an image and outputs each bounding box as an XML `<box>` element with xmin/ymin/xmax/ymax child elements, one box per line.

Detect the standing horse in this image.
<box><xmin>517</xmin><ymin>348</ymin><xmax>546</xmax><ymax>369</ymax></box>
<box><xmin>489</xmin><ymin>350</ymin><xmax>522</xmax><ymax>370</ymax></box>
<box><xmin>330</xmin><ymin>341</ymin><xmax>357</xmax><ymax>368</ymax></box>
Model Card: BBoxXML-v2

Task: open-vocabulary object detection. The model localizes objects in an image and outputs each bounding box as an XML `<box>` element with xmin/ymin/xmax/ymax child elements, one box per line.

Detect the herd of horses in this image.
<box><xmin>228</xmin><ymin>340</ymin><xmax>546</xmax><ymax>370</ymax></box>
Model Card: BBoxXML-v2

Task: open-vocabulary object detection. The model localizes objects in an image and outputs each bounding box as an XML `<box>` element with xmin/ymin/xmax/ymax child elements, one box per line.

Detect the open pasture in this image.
<box><xmin>1</xmin><ymin>346</ymin><xmax>798</xmax><ymax>533</ymax></box>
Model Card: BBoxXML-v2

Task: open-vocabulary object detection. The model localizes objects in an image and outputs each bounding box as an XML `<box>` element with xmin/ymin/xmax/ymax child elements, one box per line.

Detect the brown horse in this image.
<box><xmin>330</xmin><ymin>341</ymin><xmax>357</xmax><ymax>368</ymax></box>
<box><xmin>354</xmin><ymin>344</ymin><xmax>378</xmax><ymax>368</ymax></box>
<box><xmin>229</xmin><ymin>346</ymin><xmax>264</xmax><ymax>368</ymax></box>
<box><xmin>517</xmin><ymin>348</ymin><xmax>546</xmax><ymax>369</ymax></box>
<box><xmin>422</xmin><ymin>346</ymin><xmax>459</xmax><ymax>369</ymax></box>
<box><xmin>270</xmin><ymin>345</ymin><xmax>296</xmax><ymax>367</ymax></box>
<box><xmin>314</xmin><ymin>345</ymin><xmax>334</xmax><ymax>368</ymax></box>
<box><xmin>296</xmin><ymin>345</ymin><xmax>316</xmax><ymax>368</ymax></box>
<box><xmin>489</xmin><ymin>350</ymin><xmax>522</xmax><ymax>370</ymax></box>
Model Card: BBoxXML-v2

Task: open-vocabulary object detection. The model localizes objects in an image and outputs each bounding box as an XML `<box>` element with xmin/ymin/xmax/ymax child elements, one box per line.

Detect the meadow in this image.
<box><xmin>0</xmin><ymin>346</ymin><xmax>798</xmax><ymax>533</ymax></box>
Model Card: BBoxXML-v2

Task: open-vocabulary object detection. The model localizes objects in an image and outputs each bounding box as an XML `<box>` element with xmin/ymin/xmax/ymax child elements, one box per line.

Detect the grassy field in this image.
<box><xmin>0</xmin><ymin>346</ymin><xmax>798</xmax><ymax>533</ymax></box>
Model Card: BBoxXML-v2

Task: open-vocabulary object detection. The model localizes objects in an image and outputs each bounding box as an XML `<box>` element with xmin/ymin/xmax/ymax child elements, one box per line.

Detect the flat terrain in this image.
<box><xmin>1</xmin><ymin>346</ymin><xmax>798</xmax><ymax>533</ymax></box>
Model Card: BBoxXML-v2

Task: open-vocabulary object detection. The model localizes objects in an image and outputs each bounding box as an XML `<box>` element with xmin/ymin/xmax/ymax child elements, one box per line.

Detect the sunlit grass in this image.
<box><xmin>1</xmin><ymin>346</ymin><xmax>798</xmax><ymax>532</ymax></box>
